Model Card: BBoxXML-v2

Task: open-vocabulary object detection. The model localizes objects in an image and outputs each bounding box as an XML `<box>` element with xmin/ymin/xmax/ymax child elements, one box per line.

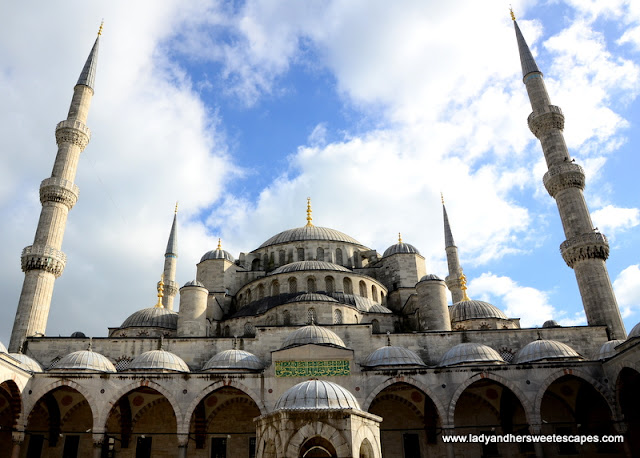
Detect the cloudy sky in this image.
<box><xmin>0</xmin><ymin>0</ymin><xmax>639</xmax><ymax>343</ymax></box>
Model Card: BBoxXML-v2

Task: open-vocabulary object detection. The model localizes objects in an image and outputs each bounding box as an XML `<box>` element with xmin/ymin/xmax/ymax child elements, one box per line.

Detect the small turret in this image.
<box><xmin>415</xmin><ymin>274</ymin><xmax>451</xmax><ymax>331</ymax></box>
<box><xmin>177</xmin><ymin>280</ymin><xmax>208</xmax><ymax>337</ymax></box>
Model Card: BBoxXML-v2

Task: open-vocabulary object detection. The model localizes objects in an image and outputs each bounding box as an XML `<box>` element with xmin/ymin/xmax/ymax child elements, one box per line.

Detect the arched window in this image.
<box><xmin>279</xmin><ymin>250</ymin><xmax>286</xmax><ymax>265</ymax></box>
<box><xmin>251</xmin><ymin>258</ymin><xmax>260</xmax><ymax>271</ymax></box>
<box><xmin>263</xmin><ymin>253</ymin><xmax>269</xmax><ymax>270</ymax></box>
<box><xmin>372</xmin><ymin>319</ymin><xmax>380</xmax><ymax>333</ymax></box>
<box><xmin>336</xmin><ymin>248</ymin><xmax>343</xmax><ymax>265</ymax></box>
<box><xmin>317</xmin><ymin>247</ymin><xmax>324</xmax><ymax>261</ymax></box>
<box><xmin>223</xmin><ymin>326</ymin><xmax>230</xmax><ymax>337</ymax></box>
<box><xmin>244</xmin><ymin>322</ymin><xmax>255</xmax><ymax>337</ymax></box>
<box><xmin>343</xmin><ymin>277</ymin><xmax>353</xmax><ymax>294</ymax></box>
<box><xmin>372</xmin><ymin>285</ymin><xmax>379</xmax><ymax>302</ymax></box>
<box><xmin>307</xmin><ymin>277</ymin><xmax>316</xmax><ymax>293</ymax></box>
<box><xmin>288</xmin><ymin>277</ymin><xmax>297</xmax><ymax>294</ymax></box>
<box><xmin>283</xmin><ymin>310</ymin><xmax>291</xmax><ymax>326</ymax></box>
<box><xmin>257</xmin><ymin>284</ymin><xmax>265</xmax><ymax>300</ymax></box>
<box><xmin>271</xmin><ymin>280</ymin><xmax>280</xmax><ymax>296</ymax></box>
<box><xmin>246</xmin><ymin>289</ymin><xmax>252</xmax><ymax>305</ymax></box>
<box><xmin>359</xmin><ymin>280</ymin><xmax>368</xmax><ymax>298</ymax></box>
<box><xmin>325</xmin><ymin>276</ymin><xmax>335</xmax><ymax>294</ymax></box>
<box><xmin>307</xmin><ymin>308</ymin><xmax>317</xmax><ymax>324</ymax></box>
<box><xmin>297</xmin><ymin>248</ymin><xmax>305</xmax><ymax>261</ymax></box>
<box><xmin>334</xmin><ymin>309</ymin><xmax>343</xmax><ymax>324</ymax></box>
<box><xmin>381</xmin><ymin>291</ymin><xmax>386</xmax><ymax>304</ymax></box>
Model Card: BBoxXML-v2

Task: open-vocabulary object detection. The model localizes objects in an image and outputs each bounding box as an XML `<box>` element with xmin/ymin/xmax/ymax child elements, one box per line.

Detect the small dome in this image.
<box><xmin>203</xmin><ymin>349</ymin><xmax>263</xmax><ymax>371</ymax></box>
<box><xmin>594</xmin><ymin>340</ymin><xmax>624</xmax><ymax>360</ymax></box>
<box><xmin>286</xmin><ymin>293</ymin><xmax>338</xmax><ymax>303</ymax></box>
<box><xmin>70</xmin><ymin>331</ymin><xmax>87</xmax><ymax>338</ymax></box>
<box><xmin>258</xmin><ymin>226</ymin><xmax>364</xmax><ymax>249</ymax></box>
<box><xmin>200</xmin><ymin>249</ymin><xmax>235</xmax><ymax>263</ymax></box>
<box><xmin>52</xmin><ymin>350</ymin><xmax>116</xmax><ymax>372</ymax></box>
<box><xmin>440</xmin><ymin>343</ymin><xmax>505</xmax><ymax>366</ymax></box>
<box><xmin>628</xmin><ymin>322</ymin><xmax>640</xmax><ymax>339</ymax></box>
<box><xmin>183</xmin><ymin>279</ymin><xmax>205</xmax><ymax>288</ymax></box>
<box><xmin>9</xmin><ymin>353</ymin><xmax>42</xmax><ymax>372</ymax></box>
<box><xmin>0</xmin><ymin>341</ymin><xmax>7</xmax><ymax>353</ymax></box>
<box><xmin>121</xmin><ymin>307</ymin><xmax>178</xmax><ymax>329</ymax></box>
<box><xmin>383</xmin><ymin>242</ymin><xmax>421</xmax><ymax>258</ymax></box>
<box><xmin>368</xmin><ymin>303</ymin><xmax>393</xmax><ymax>314</ymax></box>
<box><xmin>419</xmin><ymin>274</ymin><xmax>443</xmax><ymax>282</ymax></box>
<box><xmin>450</xmin><ymin>300</ymin><xmax>508</xmax><ymax>322</ymax></box>
<box><xmin>270</xmin><ymin>261</ymin><xmax>351</xmax><ymax>276</ymax></box>
<box><xmin>362</xmin><ymin>346</ymin><xmax>425</xmax><ymax>368</ymax></box>
<box><xmin>128</xmin><ymin>349</ymin><xmax>189</xmax><ymax>372</ymax></box>
<box><xmin>513</xmin><ymin>340</ymin><xmax>582</xmax><ymax>364</ymax></box>
<box><xmin>542</xmin><ymin>320</ymin><xmax>560</xmax><ymax>328</ymax></box>
<box><xmin>275</xmin><ymin>380</ymin><xmax>360</xmax><ymax>411</ymax></box>
<box><xmin>281</xmin><ymin>325</ymin><xmax>346</xmax><ymax>349</ymax></box>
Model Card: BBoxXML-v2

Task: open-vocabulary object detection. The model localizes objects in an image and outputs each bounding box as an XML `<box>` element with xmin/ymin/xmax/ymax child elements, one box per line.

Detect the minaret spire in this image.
<box><xmin>513</xmin><ymin>15</ymin><xmax>625</xmax><ymax>339</ymax></box>
<box><xmin>9</xmin><ymin>26</ymin><xmax>102</xmax><ymax>352</ymax></box>
<box><xmin>162</xmin><ymin>204</ymin><xmax>179</xmax><ymax>310</ymax></box>
<box><xmin>442</xmin><ymin>194</ymin><xmax>464</xmax><ymax>303</ymax></box>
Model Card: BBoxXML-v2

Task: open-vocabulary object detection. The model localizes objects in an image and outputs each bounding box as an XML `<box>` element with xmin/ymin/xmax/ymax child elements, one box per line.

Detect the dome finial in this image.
<box><xmin>441</xmin><ymin>192</ymin><xmax>445</xmax><ymax>205</ymax></box>
<box><xmin>155</xmin><ymin>274</ymin><xmax>165</xmax><ymax>308</ymax></box>
<box><xmin>460</xmin><ymin>272</ymin><xmax>471</xmax><ymax>301</ymax></box>
<box><xmin>306</xmin><ymin>197</ymin><xmax>313</xmax><ymax>227</ymax></box>
<box><xmin>217</xmin><ymin>238</ymin><xmax>222</xmax><ymax>250</ymax></box>
<box><xmin>398</xmin><ymin>232</ymin><xmax>402</xmax><ymax>243</ymax></box>
<box><xmin>386</xmin><ymin>331</ymin><xmax>391</xmax><ymax>346</ymax></box>
<box><xmin>509</xmin><ymin>6</ymin><xmax>516</xmax><ymax>21</ymax></box>
<box><xmin>98</xmin><ymin>20</ymin><xmax>104</xmax><ymax>36</ymax></box>
<box><xmin>88</xmin><ymin>337</ymin><xmax>93</xmax><ymax>352</ymax></box>
<box><xmin>174</xmin><ymin>201</ymin><xmax>178</xmax><ymax>214</ymax></box>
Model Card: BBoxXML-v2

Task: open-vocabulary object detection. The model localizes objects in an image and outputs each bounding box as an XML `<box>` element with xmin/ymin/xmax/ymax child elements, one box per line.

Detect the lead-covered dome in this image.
<box><xmin>270</xmin><ymin>261</ymin><xmax>351</xmax><ymax>276</ymax></box>
<box><xmin>275</xmin><ymin>380</ymin><xmax>360</xmax><ymax>411</ymax></box>
<box><xmin>594</xmin><ymin>340</ymin><xmax>624</xmax><ymax>360</ymax></box>
<box><xmin>440</xmin><ymin>343</ymin><xmax>505</xmax><ymax>366</ymax></box>
<box><xmin>203</xmin><ymin>349</ymin><xmax>263</xmax><ymax>371</ymax></box>
<box><xmin>52</xmin><ymin>349</ymin><xmax>116</xmax><ymax>372</ymax></box>
<box><xmin>419</xmin><ymin>274</ymin><xmax>443</xmax><ymax>282</ymax></box>
<box><xmin>281</xmin><ymin>324</ymin><xmax>346</xmax><ymax>349</ymax></box>
<box><xmin>628</xmin><ymin>322</ymin><xmax>640</xmax><ymax>339</ymax></box>
<box><xmin>286</xmin><ymin>293</ymin><xmax>339</xmax><ymax>303</ymax></box>
<box><xmin>450</xmin><ymin>300</ymin><xmax>508</xmax><ymax>322</ymax></box>
<box><xmin>128</xmin><ymin>349</ymin><xmax>189</xmax><ymax>372</ymax></box>
<box><xmin>383</xmin><ymin>242</ymin><xmax>421</xmax><ymax>258</ymax></box>
<box><xmin>362</xmin><ymin>346</ymin><xmax>425</xmax><ymax>368</ymax></box>
<box><xmin>121</xmin><ymin>307</ymin><xmax>178</xmax><ymax>330</ymax></box>
<box><xmin>183</xmin><ymin>279</ymin><xmax>205</xmax><ymax>288</ymax></box>
<box><xmin>9</xmin><ymin>353</ymin><xmax>42</xmax><ymax>372</ymax></box>
<box><xmin>513</xmin><ymin>339</ymin><xmax>582</xmax><ymax>364</ymax></box>
<box><xmin>258</xmin><ymin>226</ymin><xmax>364</xmax><ymax>250</ymax></box>
<box><xmin>200</xmin><ymin>248</ymin><xmax>234</xmax><ymax>263</ymax></box>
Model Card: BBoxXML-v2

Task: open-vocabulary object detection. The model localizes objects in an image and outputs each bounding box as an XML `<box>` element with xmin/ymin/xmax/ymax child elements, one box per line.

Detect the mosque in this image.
<box><xmin>0</xmin><ymin>14</ymin><xmax>639</xmax><ymax>458</ymax></box>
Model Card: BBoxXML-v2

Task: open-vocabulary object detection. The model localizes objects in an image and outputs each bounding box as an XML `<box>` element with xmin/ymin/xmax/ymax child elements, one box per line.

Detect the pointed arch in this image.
<box><xmin>284</xmin><ymin>422</ymin><xmax>349</xmax><ymax>458</ymax></box>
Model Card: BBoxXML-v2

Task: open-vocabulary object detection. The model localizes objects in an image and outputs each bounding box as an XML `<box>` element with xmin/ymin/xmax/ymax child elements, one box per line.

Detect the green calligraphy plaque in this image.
<box><xmin>275</xmin><ymin>360</ymin><xmax>350</xmax><ymax>377</ymax></box>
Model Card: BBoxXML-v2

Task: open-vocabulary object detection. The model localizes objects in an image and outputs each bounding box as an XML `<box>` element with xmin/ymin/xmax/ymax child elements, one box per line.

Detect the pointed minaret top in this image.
<box><xmin>165</xmin><ymin>210</ymin><xmax>178</xmax><ymax>257</ymax></box>
<box><xmin>306</xmin><ymin>197</ymin><xmax>313</xmax><ymax>227</ymax></box>
<box><xmin>442</xmin><ymin>198</ymin><xmax>456</xmax><ymax>248</ymax></box>
<box><xmin>513</xmin><ymin>15</ymin><xmax>541</xmax><ymax>80</ymax></box>
<box><xmin>76</xmin><ymin>23</ymin><xmax>102</xmax><ymax>90</ymax></box>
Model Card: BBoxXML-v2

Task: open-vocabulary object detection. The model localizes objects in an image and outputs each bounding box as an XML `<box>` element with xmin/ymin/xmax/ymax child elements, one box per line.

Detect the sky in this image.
<box><xmin>0</xmin><ymin>0</ymin><xmax>639</xmax><ymax>343</ymax></box>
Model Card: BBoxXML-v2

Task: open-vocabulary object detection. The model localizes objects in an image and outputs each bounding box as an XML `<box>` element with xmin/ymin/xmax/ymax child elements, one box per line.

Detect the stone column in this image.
<box><xmin>92</xmin><ymin>432</ymin><xmax>105</xmax><ymax>458</ymax></box>
<box><xmin>529</xmin><ymin>424</ymin><xmax>545</xmax><ymax>458</ymax></box>
<box><xmin>177</xmin><ymin>433</ymin><xmax>189</xmax><ymax>458</ymax></box>
<box><xmin>442</xmin><ymin>426</ymin><xmax>456</xmax><ymax>458</ymax></box>
<box><xmin>11</xmin><ymin>431</ymin><xmax>24</xmax><ymax>458</ymax></box>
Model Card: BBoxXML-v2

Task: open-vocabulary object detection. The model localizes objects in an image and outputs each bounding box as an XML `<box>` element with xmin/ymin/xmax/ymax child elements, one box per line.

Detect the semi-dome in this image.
<box><xmin>203</xmin><ymin>349</ymin><xmax>263</xmax><ymax>371</ymax></box>
<box><xmin>9</xmin><ymin>353</ymin><xmax>42</xmax><ymax>372</ymax></box>
<box><xmin>513</xmin><ymin>339</ymin><xmax>582</xmax><ymax>364</ymax></box>
<box><xmin>269</xmin><ymin>261</ymin><xmax>351</xmax><ymax>276</ymax></box>
<box><xmin>542</xmin><ymin>320</ymin><xmax>560</xmax><ymax>328</ymax></box>
<box><xmin>286</xmin><ymin>293</ymin><xmax>339</xmax><ymax>303</ymax></box>
<box><xmin>450</xmin><ymin>300</ymin><xmax>508</xmax><ymax>322</ymax></box>
<box><xmin>121</xmin><ymin>307</ymin><xmax>178</xmax><ymax>329</ymax></box>
<box><xmin>257</xmin><ymin>226</ymin><xmax>364</xmax><ymax>250</ymax></box>
<box><xmin>383</xmin><ymin>242</ymin><xmax>421</xmax><ymax>258</ymax></box>
<box><xmin>275</xmin><ymin>380</ymin><xmax>360</xmax><ymax>411</ymax></box>
<box><xmin>440</xmin><ymin>343</ymin><xmax>505</xmax><ymax>366</ymax></box>
<box><xmin>0</xmin><ymin>341</ymin><xmax>7</xmax><ymax>353</ymax></box>
<box><xmin>419</xmin><ymin>274</ymin><xmax>443</xmax><ymax>282</ymax></box>
<box><xmin>52</xmin><ymin>349</ymin><xmax>116</xmax><ymax>372</ymax></box>
<box><xmin>368</xmin><ymin>303</ymin><xmax>393</xmax><ymax>314</ymax></box>
<box><xmin>128</xmin><ymin>349</ymin><xmax>189</xmax><ymax>372</ymax></box>
<box><xmin>200</xmin><ymin>248</ymin><xmax>234</xmax><ymax>263</ymax></box>
<box><xmin>628</xmin><ymin>322</ymin><xmax>640</xmax><ymax>339</ymax></box>
<box><xmin>183</xmin><ymin>279</ymin><xmax>205</xmax><ymax>288</ymax></box>
<box><xmin>594</xmin><ymin>340</ymin><xmax>624</xmax><ymax>360</ymax></box>
<box><xmin>281</xmin><ymin>324</ymin><xmax>346</xmax><ymax>349</ymax></box>
<box><xmin>362</xmin><ymin>345</ymin><xmax>425</xmax><ymax>368</ymax></box>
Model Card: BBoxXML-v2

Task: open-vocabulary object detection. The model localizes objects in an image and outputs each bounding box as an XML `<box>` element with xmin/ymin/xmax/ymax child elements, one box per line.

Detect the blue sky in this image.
<box><xmin>0</xmin><ymin>0</ymin><xmax>638</xmax><ymax>342</ymax></box>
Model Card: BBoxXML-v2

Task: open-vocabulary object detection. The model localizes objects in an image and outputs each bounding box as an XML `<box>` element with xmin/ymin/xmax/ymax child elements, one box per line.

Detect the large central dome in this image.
<box><xmin>256</xmin><ymin>225</ymin><xmax>365</xmax><ymax>250</ymax></box>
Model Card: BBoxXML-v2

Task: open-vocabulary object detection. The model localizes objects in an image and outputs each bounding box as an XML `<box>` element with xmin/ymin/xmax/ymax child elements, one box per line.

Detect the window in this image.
<box><xmin>359</xmin><ymin>280</ymin><xmax>367</xmax><ymax>298</ymax></box>
<box><xmin>271</xmin><ymin>280</ymin><xmax>280</xmax><ymax>296</ymax></box>
<box><xmin>63</xmin><ymin>435</ymin><xmax>80</xmax><ymax>458</ymax></box>
<box><xmin>403</xmin><ymin>434</ymin><xmax>420</xmax><ymax>458</ymax></box>
<box><xmin>279</xmin><ymin>250</ymin><xmax>285</xmax><ymax>265</ymax></box>
<box><xmin>249</xmin><ymin>438</ymin><xmax>256</xmax><ymax>458</ymax></box>
<box><xmin>325</xmin><ymin>276</ymin><xmax>335</xmax><ymax>294</ymax></box>
<box><xmin>336</xmin><ymin>248</ymin><xmax>343</xmax><ymax>265</ymax></box>
<box><xmin>263</xmin><ymin>253</ymin><xmax>269</xmax><ymax>270</ymax></box>
<box><xmin>308</xmin><ymin>308</ymin><xmax>317</xmax><ymax>324</ymax></box>
<box><xmin>257</xmin><ymin>284</ymin><xmax>265</xmax><ymax>300</ymax></box>
<box><xmin>316</xmin><ymin>247</ymin><xmax>324</xmax><ymax>261</ymax></box>
<box><xmin>343</xmin><ymin>277</ymin><xmax>353</xmax><ymax>294</ymax></box>
<box><xmin>372</xmin><ymin>285</ymin><xmax>378</xmax><ymax>302</ymax></box>
<box><xmin>283</xmin><ymin>310</ymin><xmax>291</xmax><ymax>325</ymax></box>
<box><xmin>372</xmin><ymin>319</ymin><xmax>380</xmax><ymax>333</ymax></box>
<box><xmin>288</xmin><ymin>277</ymin><xmax>297</xmax><ymax>294</ymax></box>
<box><xmin>136</xmin><ymin>436</ymin><xmax>152</xmax><ymax>458</ymax></box>
<box><xmin>246</xmin><ymin>289</ymin><xmax>252</xmax><ymax>304</ymax></box>
<box><xmin>223</xmin><ymin>326</ymin><xmax>230</xmax><ymax>337</ymax></box>
<box><xmin>251</xmin><ymin>258</ymin><xmax>260</xmax><ymax>271</ymax></box>
<box><xmin>307</xmin><ymin>277</ymin><xmax>316</xmax><ymax>293</ymax></box>
<box><xmin>297</xmin><ymin>248</ymin><xmax>305</xmax><ymax>261</ymax></box>
<box><xmin>244</xmin><ymin>322</ymin><xmax>255</xmax><ymax>337</ymax></box>
<box><xmin>334</xmin><ymin>309</ymin><xmax>343</xmax><ymax>324</ymax></box>
<box><xmin>115</xmin><ymin>356</ymin><xmax>133</xmax><ymax>372</ymax></box>
<box><xmin>211</xmin><ymin>437</ymin><xmax>227</xmax><ymax>458</ymax></box>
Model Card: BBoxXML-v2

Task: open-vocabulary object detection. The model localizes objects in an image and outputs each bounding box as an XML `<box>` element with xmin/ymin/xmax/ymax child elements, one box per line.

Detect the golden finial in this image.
<box><xmin>460</xmin><ymin>272</ymin><xmax>471</xmax><ymax>301</ymax></box>
<box><xmin>306</xmin><ymin>197</ymin><xmax>313</xmax><ymax>227</ymax></box>
<box><xmin>174</xmin><ymin>201</ymin><xmax>178</xmax><ymax>214</ymax></box>
<box><xmin>398</xmin><ymin>232</ymin><xmax>403</xmax><ymax>243</ymax></box>
<box><xmin>98</xmin><ymin>20</ymin><xmax>104</xmax><ymax>36</ymax></box>
<box><xmin>217</xmin><ymin>238</ymin><xmax>222</xmax><ymax>250</ymax></box>
<box><xmin>441</xmin><ymin>192</ymin><xmax>445</xmax><ymax>205</ymax></box>
<box><xmin>155</xmin><ymin>274</ymin><xmax>165</xmax><ymax>308</ymax></box>
<box><xmin>509</xmin><ymin>6</ymin><xmax>516</xmax><ymax>21</ymax></box>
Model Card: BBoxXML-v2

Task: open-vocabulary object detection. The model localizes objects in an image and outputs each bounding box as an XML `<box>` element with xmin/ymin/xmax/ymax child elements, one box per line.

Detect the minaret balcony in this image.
<box><xmin>21</xmin><ymin>244</ymin><xmax>67</xmax><ymax>277</ymax></box>
<box><xmin>528</xmin><ymin>105</ymin><xmax>564</xmax><ymax>138</ymax></box>
<box><xmin>560</xmin><ymin>232</ymin><xmax>609</xmax><ymax>268</ymax></box>
<box><xmin>543</xmin><ymin>163</ymin><xmax>585</xmax><ymax>197</ymax></box>
<box><xmin>39</xmin><ymin>177</ymin><xmax>79</xmax><ymax>208</ymax></box>
<box><xmin>55</xmin><ymin>119</ymin><xmax>91</xmax><ymax>149</ymax></box>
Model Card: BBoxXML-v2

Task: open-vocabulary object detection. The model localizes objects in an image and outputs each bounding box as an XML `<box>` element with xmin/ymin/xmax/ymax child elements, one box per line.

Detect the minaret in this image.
<box><xmin>442</xmin><ymin>194</ymin><xmax>464</xmax><ymax>303</ymax></box>
<box><xmin>512</xmin><ymin>12</ymin><xmax>625</xmax><ymax>339</ymax></box>
<box><xmin>162</xmin><ymin>203</ymin><xmax>179</xmax><ymax>310</ymax></box>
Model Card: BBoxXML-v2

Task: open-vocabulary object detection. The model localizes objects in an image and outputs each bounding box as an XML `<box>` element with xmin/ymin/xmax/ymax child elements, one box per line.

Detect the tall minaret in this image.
<box><xmin>162</xmin><ymin>204</ymin><xmax>179</xmax><ymax>310</ymax></box>
<box><xmin>512</xmin><ymin>12</ymin><xmax>625</xmax><ymax>339</ymax></box>
<box><xmin>442</xmin><ymin>194</ymin><xmax>464</xmax><ymax>303</ymax></box>
<box><xmin>9</xmin><ymin>25</ymin><xmax>102</xmax><ymax>352</ymax></box>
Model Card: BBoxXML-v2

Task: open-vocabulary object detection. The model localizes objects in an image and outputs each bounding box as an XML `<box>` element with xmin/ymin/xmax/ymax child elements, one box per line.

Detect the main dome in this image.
<box><xmin>257</xmin><ymin>226</ymin><xmax>364</xmax><ymax>250</ymax></box>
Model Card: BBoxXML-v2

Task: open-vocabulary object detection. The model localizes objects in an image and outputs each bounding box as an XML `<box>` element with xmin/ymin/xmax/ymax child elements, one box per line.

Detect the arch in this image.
<box><xmin>256</xmin><ymin>424</ymin><xmax>282</xmax><ymax>458</ymax></box>
<box><xmin>325</xmin><ymin>276</ymin><xmax>335</xmax><ymax>294</ymax></box>
<box><xmin>371</xmin><ymin>285</ymin><xmax>378</xmax><ymax>302</ymax></box>
<box><xmin>300</xmin><ymin>436</ymin><xmax>336</xmax><ymax>457</ymax></box>
<box><xmin>289</xmin><ymin>277</ymin><xmax>298</xmax><ymax>294</ymax></box>
<box><xmin>271</xmin><ymin>280</ymin><xmax>280</xmax><ymax>296</ymax></box>
<box><xmin>448</xmin><ymin>372</ymin><xmax>534</xmax><ymax>427</ymax></box>
<box><xmin>343</xmin><ymin>278</ymin><xmax>353</xmax><ymax>294</ymax></box>
<box><xmin>285</xmin><ymin>422</ymin><xmax>349</xmax><ymax>458</ymax></box>
<box><xmin>0</xmin><ymin>379</ymin><xmax>23</xmax><ymax>432</ymax></box>
<box><xmin>307</xmin><ymin>276</ymin><xmax>317</xmax><ymax>293</ymax></box>
<box><xmin>359</xmin><ymin>281</ymin><xmax>368</xmax><ymax>298</ymax></box>
<box><xmin>317</xmin><ymin>247</ymin><xmax>325</xmax><ymax>261</ymax></box>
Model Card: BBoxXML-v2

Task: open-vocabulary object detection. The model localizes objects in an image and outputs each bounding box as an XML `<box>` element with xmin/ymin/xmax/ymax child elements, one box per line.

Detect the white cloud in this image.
<box><xmin>591</xmin><ymin>205</ymin><xmax>640</xmax><ymax>237</ymax></box>
<box><xmin>613</xmin><ymin>265</ymin><xmax>640</xmax><ymax>319</ymax></box>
